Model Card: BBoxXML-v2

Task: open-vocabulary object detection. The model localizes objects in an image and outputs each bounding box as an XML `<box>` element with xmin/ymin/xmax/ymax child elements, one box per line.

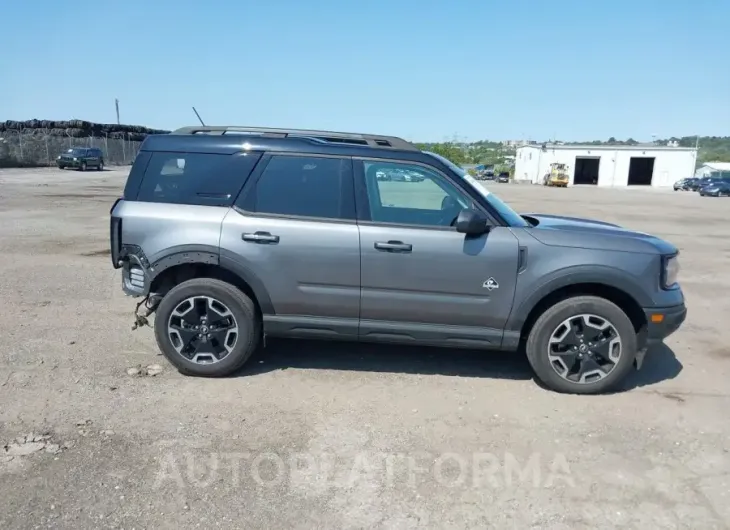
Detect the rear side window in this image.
<box><xmin>135</xmin><ymin>151</ymin><xmax>261</xmax><ymax>206</ymax></box>
<box><xmin>251</xmin><ymin>155</ymin><xmax>354</xmax><ymax>220</ymax></box>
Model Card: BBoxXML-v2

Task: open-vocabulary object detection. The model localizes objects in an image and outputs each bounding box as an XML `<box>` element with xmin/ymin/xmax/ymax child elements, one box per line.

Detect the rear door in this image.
<box><xmin>220</xmin><ymin>153</ymin><xmax>361</xmax><ymax>339</ymax></box>
<box><xmin>354</xmin><ymin>158</ymin><xmax>519</xmax><ymax>348</ymax></box>
<box><xmin>87</xmin><ymin>148</ymin><xmax>99</xmax><ymax>166</ymax></box>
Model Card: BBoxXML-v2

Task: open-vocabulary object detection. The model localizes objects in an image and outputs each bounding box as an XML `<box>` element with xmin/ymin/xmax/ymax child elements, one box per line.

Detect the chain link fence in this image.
<box><xmin>0</xmin><ymin>129</ymin><xmax>144</xmax><ymax>168</ymax></box>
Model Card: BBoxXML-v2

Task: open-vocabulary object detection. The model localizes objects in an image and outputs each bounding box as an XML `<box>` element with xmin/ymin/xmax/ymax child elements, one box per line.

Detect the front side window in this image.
<box><xmin>362</xmin><ymin>160</ymin><xmax>475</xmax><ymax>227</ymax></box>
<box><xmin>254</xmin><ymin>155</ymin><xmax>353</xmax><ymax>220</ymax></box>
<box><xmin>424</xmin><ymin>151</ymin><xmax>529</xmax><ymax>227</ymax></box>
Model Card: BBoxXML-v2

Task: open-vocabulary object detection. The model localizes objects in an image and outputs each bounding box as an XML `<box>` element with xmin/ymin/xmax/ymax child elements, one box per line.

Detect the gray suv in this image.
<box><xmin>110</xmin><ymin>126</ymin><xmax>686</xmax><ymax>394</ymax></box>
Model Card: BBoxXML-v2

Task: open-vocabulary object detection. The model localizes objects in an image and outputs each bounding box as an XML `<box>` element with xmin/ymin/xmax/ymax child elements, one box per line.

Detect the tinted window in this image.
<box><xmin>362</xmin><ymin>160</ymin><xmax>475</xmax><ymax>227</ymax></box>
<box><xmin>254</xmin><ymin>155</ymin><xmax>353</xmax><ymax>220</ymax></box>
<box><xmin>136</xmin><ymin>151</ymin><xmax>260</xmax><ymax>206</ymax></box>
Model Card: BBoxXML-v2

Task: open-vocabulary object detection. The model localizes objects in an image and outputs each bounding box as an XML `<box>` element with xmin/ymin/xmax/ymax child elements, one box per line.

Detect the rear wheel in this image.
<box><xmin>154</xmin><ymin>278</ymin><xmax>261</xmax><ymax>377</ymax></box>
<box><xmin>525</xmin><ymin>296</ymin><xmax>637</xmax><ymax>394</ymax></box>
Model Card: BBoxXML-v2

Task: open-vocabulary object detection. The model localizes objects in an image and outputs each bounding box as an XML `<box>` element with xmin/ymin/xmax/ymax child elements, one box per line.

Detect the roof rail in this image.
<box><xmin>171</xmin><ymin>125</ymin><xmax>419</xmax><ymax>151</ymax></box>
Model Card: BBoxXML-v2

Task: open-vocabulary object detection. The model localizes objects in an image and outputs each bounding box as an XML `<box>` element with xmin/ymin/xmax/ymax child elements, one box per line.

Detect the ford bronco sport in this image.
<box><xmin>110</xmin><ymin>125</ymin><xmax>686</xmax><ymax>394</ymax></box>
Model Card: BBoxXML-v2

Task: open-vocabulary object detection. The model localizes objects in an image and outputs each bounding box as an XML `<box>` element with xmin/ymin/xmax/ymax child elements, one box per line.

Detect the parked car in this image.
<box><xmin>699</xmin><ymin>181</ymin><xmax>730</xmax><ymax>197</ymax></box>
<box><xmin>110</xmin><ymin>124</ymin><xmax>686</xmax><ymax>395</ymax></box>
<box><xmin>404</xmin><ymin>170</ymin><xmax>425</xmax><ymax>182</ymax></box>
<box><xmin>57</xmin><ymin>147</ymin><xmax>104</xmax><ymax>171</ymax></box>
<box><xmin>673</xmin><ymin>178</ymin><xmax>698</xmax><ymax>191</ymax></box>
<box><xmin>696</xmin><ymin>178</ymin><xmax>725</xmax><ymax>193</ymax></box>
<box><xmin>475</xmin><ymin>167</ymin><xmax>495</xmax><ymax>181</ymax></box>
<box><xmin>388</xmin><ymin>169</ymin><xmax>408</xmax><ymax>182</ymax></box>
<box><xmin>688</xmin><ymin>177</ymin><xmax>717</xmax><ymax>191</ymax></box>
<box><xmin>497</xmin><ymin>172</ymin><xmax>510</xmax><ymax>183</ymax></box>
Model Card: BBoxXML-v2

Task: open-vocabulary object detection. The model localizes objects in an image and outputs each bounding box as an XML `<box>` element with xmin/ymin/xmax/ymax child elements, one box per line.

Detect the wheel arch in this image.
<box><xmin>149</xmin><ymin>261</ymin><xmax>274</xmax><ymax>317</ymax></box>
<box><xmin>517</xmin><ymin>282</ymin><xmax>648</xmax><ymax>345</ymax></box>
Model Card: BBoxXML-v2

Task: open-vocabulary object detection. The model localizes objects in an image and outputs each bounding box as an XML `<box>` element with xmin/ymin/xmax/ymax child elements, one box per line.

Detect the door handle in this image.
<box><xmin>374</xmin><ymin>241</ymin><xmax>412</xmax><ymax>253</ymax></box>
<box><xmin>242</xmin><ymin>231</ymin><xmax>280</xmax><ymax>244</ymax></box>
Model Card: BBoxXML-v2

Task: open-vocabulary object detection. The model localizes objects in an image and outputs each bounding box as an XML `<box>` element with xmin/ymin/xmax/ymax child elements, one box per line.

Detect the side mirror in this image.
<box><xmin>455</xmin><ymin>208</ymin><xmax>490</xmax><ymax>235</ymax></box>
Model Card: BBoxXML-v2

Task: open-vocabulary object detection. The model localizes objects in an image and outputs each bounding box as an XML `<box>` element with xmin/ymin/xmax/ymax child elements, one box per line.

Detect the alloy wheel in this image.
<box><xmin>547</xmin><ymin>314</ymin><xmax>621</xmax><ymax>384</ymax></box>
<box><xmin>167</xmin><ymin>296</ymin><xmax>239</xmax><ymax>365</ymax></box>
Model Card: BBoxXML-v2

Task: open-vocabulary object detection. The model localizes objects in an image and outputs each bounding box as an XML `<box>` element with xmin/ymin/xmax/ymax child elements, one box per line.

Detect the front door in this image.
<box><xmin>220</xmin><ymin>153</ymin><xmax>361</xmax><ymax>339</ymax></box>
<box><xmin>355</xmin><ymin>159</ymin><xmax>519</xmax><ymax>348</ymax></box>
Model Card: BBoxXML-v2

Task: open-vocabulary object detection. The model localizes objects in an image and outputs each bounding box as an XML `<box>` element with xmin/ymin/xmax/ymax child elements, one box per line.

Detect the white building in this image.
<box><xmin>695</xmin><ymin>162</ymin><xmax>730</xmax><ymax>178</ymax></box>
<box><xmin>514</xmin><ymin>144</ymin><xmax>698</xmax><ymax>187</ymax></box>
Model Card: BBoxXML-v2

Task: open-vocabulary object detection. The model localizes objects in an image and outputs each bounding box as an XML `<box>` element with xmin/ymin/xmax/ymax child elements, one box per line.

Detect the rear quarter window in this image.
<box><xmin>134</xmin><ymin>151</ymin><xmax>262</xmax><ymax>206</ymax></box>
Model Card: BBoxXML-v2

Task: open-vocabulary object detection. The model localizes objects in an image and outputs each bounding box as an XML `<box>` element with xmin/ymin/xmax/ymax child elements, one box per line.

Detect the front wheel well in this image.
<box><xmin>519</xmin><ymin>283</ymin><xmax>648</xmax><ymax>342</ymax></box>
<box><xmin>149</xmin><ymin>263</ymin><xmax>262</xmax><ymax>317</ymax></box>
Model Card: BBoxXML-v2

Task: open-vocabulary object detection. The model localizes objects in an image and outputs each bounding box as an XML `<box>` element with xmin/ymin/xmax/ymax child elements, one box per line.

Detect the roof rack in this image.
<box><xmin>171</xmin><ymin>125</ymin><xmax>419</xmax><ymax>151</ymax></box>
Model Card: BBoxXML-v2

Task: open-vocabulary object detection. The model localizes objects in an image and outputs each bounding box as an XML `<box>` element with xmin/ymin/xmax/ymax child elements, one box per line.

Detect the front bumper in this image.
<box><xmin>643</xmin><ymin>303</ymin><xmax>687</xmax><ymax>344</ymax></box>
<box><xmin>633</xmin><ymin>303</ymin><xmax>686</xmax><ymax>369</ymax></box>
<box><xmin>58</xmin><ymin>159</ymin><xmax>81</xmax><ymax>168</ymax></box>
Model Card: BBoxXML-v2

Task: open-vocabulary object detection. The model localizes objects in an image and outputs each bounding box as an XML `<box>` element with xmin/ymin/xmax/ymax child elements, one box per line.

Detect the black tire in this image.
<box><xmin>525</xmin><ymin>295</ymin><xmax>636</xmax><ymax>395</ymax></box>
<box><xmin>154</xmin><ymin>278</ymin><xmax>261</xmax><ymax>377</ymax></box>
<box><xmin>80</xmin><ymin>161</ymin><xmax>87</xmax><ymax>171</ymax></box>
<box><xmin>98</xmin><ymin>160</ymin><xmax>104</xmax><ymax>171</ymax></box>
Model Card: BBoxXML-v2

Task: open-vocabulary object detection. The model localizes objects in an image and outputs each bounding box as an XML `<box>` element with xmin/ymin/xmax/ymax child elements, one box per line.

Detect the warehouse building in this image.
<box><xmin>695</xmin><ymin>162</ymin><xmax>730</xmax><ymax>178</ymax></box>
<box><xmin>514</xmin><ymin>144</ymin><xmax>698</xmax><ymax>187</ymax></box>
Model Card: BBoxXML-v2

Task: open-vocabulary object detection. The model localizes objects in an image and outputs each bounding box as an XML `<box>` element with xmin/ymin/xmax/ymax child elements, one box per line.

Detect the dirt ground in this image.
<box><xmin>1</xmin><ymin>167</ymin><xmax>729</xmax><ymax>529</ymax></box>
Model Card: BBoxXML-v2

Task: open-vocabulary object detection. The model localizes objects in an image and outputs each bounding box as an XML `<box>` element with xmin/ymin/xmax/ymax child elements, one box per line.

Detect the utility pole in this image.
<box><xmin>115</xmin><ymin>99</ymin><xmax>120</xmax><ymax>125</ymax></box>
<box><xmin>694</xmin><ymin>135</ymin><xmax>700</xmax><ymax>174</ymax></box>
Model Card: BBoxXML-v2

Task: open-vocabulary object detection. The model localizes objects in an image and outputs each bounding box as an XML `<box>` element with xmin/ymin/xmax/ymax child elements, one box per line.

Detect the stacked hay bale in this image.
<box><xmin>0</xmin><ymin>119</ymin><xmax>170</xmax><ymax>168</ymax></box>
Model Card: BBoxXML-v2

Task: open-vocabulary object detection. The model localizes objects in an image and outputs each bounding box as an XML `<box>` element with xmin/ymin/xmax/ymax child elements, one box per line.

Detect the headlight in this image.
<box><xmin>72</xmin><ymin>157</ymin><xmax>77</xmax><ymax>161</ymax></box>
<box><xmin>664</xmin><ymin>255</ymin><xmax>680</xmax><ymax>288</ymax></box>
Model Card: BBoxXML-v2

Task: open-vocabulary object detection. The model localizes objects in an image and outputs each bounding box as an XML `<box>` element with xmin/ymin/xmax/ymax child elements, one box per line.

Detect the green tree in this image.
<box><xmin>415</xmin><ymin>142</ymin><xmax>468</xmax><ymax>164</ymax></box>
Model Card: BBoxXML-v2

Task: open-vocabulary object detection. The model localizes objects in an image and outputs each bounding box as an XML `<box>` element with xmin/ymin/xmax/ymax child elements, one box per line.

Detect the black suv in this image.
<box><xmin>57</xmin><ymin>147</ymin><xmax>104</xmax><ymax>171</ymax></box>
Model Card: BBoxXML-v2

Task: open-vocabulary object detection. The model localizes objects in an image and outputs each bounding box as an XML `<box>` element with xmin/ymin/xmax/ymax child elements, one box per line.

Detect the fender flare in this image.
<box><xmin>505</xmin><ymin>265</ymin><xmax>652</xmax><ymax>332</ymax></box>
<box><xmin>147</xmin><ymin>245</ymin><xmax>275</xmax><ymax>315</ymax></box>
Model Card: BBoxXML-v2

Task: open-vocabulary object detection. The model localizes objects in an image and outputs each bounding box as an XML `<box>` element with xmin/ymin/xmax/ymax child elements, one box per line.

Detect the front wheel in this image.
<box><xmin>154</xmin><ymin>278</ymin><xmax>261</xmax><ymax>377</ymax></box>
<box><xmin>80</xmin><ymin>161</ymin><xmax>87</xmax><ymax>171</ymax></box>
<box><xmin>525</xmin><ymin>296</ymin><xmax>637</xmax><ymax>394</ymax></box>
<box><xmin>98</xmin><ymin>160</ymin><xmax>104</xmax><ymax>171</ymax></box>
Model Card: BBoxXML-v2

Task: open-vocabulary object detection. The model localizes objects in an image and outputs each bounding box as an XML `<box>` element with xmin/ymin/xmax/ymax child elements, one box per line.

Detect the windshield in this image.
<box><xmin>66</xmin><ymin>148</ymin><xmax>86</xmax><ymax>156</ymax></box>
<box><xmin>424</xmin><ymin>151</ymin><xmax>529</xmax><ymax>227</ymax></box>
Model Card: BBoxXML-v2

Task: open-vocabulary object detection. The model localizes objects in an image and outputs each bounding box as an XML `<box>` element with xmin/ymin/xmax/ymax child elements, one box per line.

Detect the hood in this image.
<box><xmin>521</xmin><ymin>213</ymin><xmax>677</xmax><ymax>255</ymax></box>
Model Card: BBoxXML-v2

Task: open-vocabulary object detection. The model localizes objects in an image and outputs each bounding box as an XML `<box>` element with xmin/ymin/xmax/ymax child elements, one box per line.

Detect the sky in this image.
<box><xmin>1</xmin><ymin>0</ymin><xmax>728</xmax><ymax>142</ymax></box>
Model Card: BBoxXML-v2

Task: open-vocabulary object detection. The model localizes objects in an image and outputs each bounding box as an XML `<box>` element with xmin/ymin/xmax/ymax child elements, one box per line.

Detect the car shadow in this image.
<box><xmin>237</xmin><ymin>339</ymin><xmax>683</xmax><ymax>392</ymax></box>
<box><xmin>240</xmin><ymin>339</ymin><xmax>533</xmax><ymax>381</ymax></box>
<box><xmin>618</xmin><ymin>342</ymin><xmax>683</xmax><ymax>391</ymax></box>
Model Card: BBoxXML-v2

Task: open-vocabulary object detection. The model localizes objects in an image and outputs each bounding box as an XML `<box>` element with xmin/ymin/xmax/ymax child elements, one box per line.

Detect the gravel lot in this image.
<box><xmin>1</xmin><ymin>167</ymin><xmax>729</xmax><ymax>529</ymax></box>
